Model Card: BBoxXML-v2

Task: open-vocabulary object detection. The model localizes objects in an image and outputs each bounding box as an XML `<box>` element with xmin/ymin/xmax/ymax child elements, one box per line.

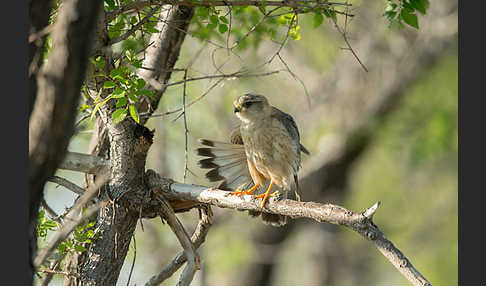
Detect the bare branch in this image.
<box><xmin>59</xmin><ymin>151</ymin><xmax>109</xmax><ymax>174</ymax></box>
<box><xmin>126</xmin><ymin>235</ymin><xmax>137</xmax><ymax>286</ymax></box>
<box><xmin>37</xmin><ymin>269</ymin><xmax>79</xmax><ymax>278</ymax></box>
<box><xmin>40</xmin><ymin>198</ymin><xmax>62</xmax><ymax>223</ymax></box>
<box><xmin>145</xmin><ymin>171</ymin><xmax>432</xmax><ymax>286</ymax></box>
<box><xmin>156</xmin><ymin>196</ymin><xmax>201</xmax><ymax>286</ymax></box>
<box><xmin>47</xmin><ymin>176</ymin><xmax>85</xmax><ymax>195</ymax></box>
<box><xmin>53</xmin><ymin>150</ymin><xmax>432</xmax><ymax>285</ymax></box>
<box><xmin>145</xmin><ymin>207</ymin><xmax>212</xmax><ymax>286</ymax></box>
<box><xmin>182</xmin><ymin>69</ymin><xmax>190</xmax><ymax>183</ymax></box>
<box><xmin>34</xmin><ymin>174</ymin><xmax>110</xmax><ymax>268</ymax></box>
<box><xmin>328</xmin><ymin>7</ymin><xmax>369</xmax><ymax>72</ymax></box>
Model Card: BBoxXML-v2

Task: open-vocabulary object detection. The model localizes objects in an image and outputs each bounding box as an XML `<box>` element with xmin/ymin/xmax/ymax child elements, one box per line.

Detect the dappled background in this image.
<box><xmin>41</xmin><ymin>0</ymin><xmax>457</xmax><ymax>285</ymax></box>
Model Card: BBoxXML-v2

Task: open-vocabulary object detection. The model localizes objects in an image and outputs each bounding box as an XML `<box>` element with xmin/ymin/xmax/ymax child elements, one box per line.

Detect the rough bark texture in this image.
<box><xmin>138</xmin><ymin>5</ymin><xmax>195</xmax><ymax>124</ymax></box>
<box><xmin>28</xmin><ymin>0</ymin><xmax>103</xmax><ymax>278</ymax></box>
<box><xmin>28</xmin><ymin>0</ymin><xmax>54</xmax><ymax>116</ymax></box>
<box><xmin>63</xmin><ymin>5</ymin><xmax>195</xmax><ymax>285</ymax></box>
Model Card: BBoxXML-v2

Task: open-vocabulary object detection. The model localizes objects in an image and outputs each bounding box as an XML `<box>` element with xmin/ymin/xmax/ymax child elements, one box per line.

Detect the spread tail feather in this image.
<box><xmin>196</xmin><ymin>138</ymin><xmax>253</xmax><ymax>191</ymax></box>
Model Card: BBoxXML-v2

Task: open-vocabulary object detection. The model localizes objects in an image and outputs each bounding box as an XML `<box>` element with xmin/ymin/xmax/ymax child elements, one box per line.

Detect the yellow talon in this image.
<box><xmin>254</xmin><ymin>181</ymin><xmax>278</xmax><ymax>208</ymax></box>
<box><xmin>230</xmin><ymin>184</ymin><xmax>259</xmax><ymax>196</ymax></box>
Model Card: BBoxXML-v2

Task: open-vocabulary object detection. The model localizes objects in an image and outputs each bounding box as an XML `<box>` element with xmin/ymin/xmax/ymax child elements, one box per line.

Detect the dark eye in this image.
<box><xmin>242</xmin><ymin>101</ymin><xmax>253</xmax><ymax>108</ymax></box>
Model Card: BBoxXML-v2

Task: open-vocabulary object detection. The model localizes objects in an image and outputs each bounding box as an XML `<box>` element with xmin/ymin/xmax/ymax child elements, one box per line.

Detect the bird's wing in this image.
<box><xmin>196</xmin><ymin>138</ymin><xmax>253</xmax><ymax>191</ymax></box>
<box><xmin>271</xmin><ymin>107</ymin><xmax>310</xmax><ymax>156</ymax></box>
<box><xmin>271</xmin><ymin>107</ymin><xmax>308</xmax><ymax>201</ymax></box>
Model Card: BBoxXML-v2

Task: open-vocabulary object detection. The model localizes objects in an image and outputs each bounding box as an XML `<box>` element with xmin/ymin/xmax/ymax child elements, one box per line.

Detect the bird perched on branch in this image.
<box><xmin>197</xmin><ymin>94</ymin><xmax>309</xmax><ymax>226</ymax></box>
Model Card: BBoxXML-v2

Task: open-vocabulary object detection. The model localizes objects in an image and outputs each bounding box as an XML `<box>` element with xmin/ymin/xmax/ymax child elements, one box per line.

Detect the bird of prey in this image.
<box><xmin>197</xmin><ymin>94</ymin><xmax>309</xmax><ymax>226</ymax></box>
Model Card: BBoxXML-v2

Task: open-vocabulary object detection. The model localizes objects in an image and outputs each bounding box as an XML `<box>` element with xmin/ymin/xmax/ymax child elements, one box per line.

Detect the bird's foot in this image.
<box><xmin>255</xmin><ymin>191</ymin><xmax>280</xmax><ymax>208</ymax></box>
<box><xmin>230</xmin><ymin>184</ymin><xmax>259</xmax><ymax>196</ymax></box>
<box><xmin>230</xmin><ymin>188</ymin><xmax>255</xmax><ymax>196</ymax></box>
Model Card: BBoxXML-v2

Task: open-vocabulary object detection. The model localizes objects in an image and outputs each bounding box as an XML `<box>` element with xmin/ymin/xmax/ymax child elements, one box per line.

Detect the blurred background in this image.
<box><xmin>41</xmin><ymin>0</ymin><xmax>457</xmax><ymax>285</ymax></box>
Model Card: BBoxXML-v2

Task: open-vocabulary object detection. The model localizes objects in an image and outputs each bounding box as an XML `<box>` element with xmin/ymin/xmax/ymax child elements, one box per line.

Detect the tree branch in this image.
<box><xmin>59</xmin><ymin>151</ymin><xmax>109</xmax><ymax>174</ymax></box>
<box><xmin>55</xmin><ymin>152</ymin><xmax>432</xmax><ymax>285</ymax></box>
<box><xmin>34</xmin><ymin>174</ymin><xmax>110</xmax><ymax>269</ymax></box>
<box><xmin>145</xmin><ymin>206</ymin><xmax>212</xmax><ymax>286</ymax></box>
<box><xmin>47</xmin><ymin>176</ymin><xmax>85</xmax><ymax>195</ymax></box>
<box><xmin>156</xmin><ymin>196</ymin><xmax>201</xmax><ymax>286</ymax></box>
<box><xmin>145</xmin><ymin>171</ymin><xmax>432</xmax><ymax>286</ymax></box>
<box><xmin>106</xmin><ymin>0</ymin><xmax>352</xmax><ymax>22</ymax></box>
<box><xmin>28</xmin><ymin>0</ymin><xmax>103</xmax><ymax>278</ymax></box>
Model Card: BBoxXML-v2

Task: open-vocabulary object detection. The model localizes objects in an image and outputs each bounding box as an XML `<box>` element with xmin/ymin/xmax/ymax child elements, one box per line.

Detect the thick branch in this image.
<box><xmin>59</xmin><ymin>151</ymin><xmax>109</xmax><ymax>174</ymax></box>
<box><xmin>137</xmin><ymin>5</ymin><xmax>195</xmax><ymax>124</ymax></box>
<box><xmin>55</xmin><ymin>154</ymin><xmax>431</xmax><ymax>285</ymax></box>
<box><xmin>156</xmin><ymin>196</ymin><xmax>200</xmax><ymax>286</ymax></box>
<box><xmin>28</xmin><ymin>0</ymin><xmax>103</xmax><ymax>278</ymax></box>
<box><xmin>145</xmin><ymin>207</ymin><xmax>212</xmax><ymax>286</ymax></box>
<box><xmin>145</xmin><ymin>171</ymin><xmax>432</xmax><ymax>286</ymax></box>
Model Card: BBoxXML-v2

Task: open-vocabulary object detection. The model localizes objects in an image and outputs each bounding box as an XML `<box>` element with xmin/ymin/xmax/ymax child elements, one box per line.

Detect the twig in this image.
<box><xmin>276</xmin><ymin>53</ymin><xmax>311</xmax><ymax>109</ymax></box>
<box><xmin>34</xmin><ymin>174</ymin><xmax>110</xmax><ymax>268</ymax></box>
<box><xmin>126</xmin><ymin>234</ymin><xmax>137</xmax><ymax>286</ymax></box>
<box><xmin>143</xmin><ymin>70</ymin><xmax>280</xmax><ymax>118</ymax></box>
<box><xmin>144</xmin><ymin>77</ymin><xmax>225</xmax><ymax>118</ymax></box>
<box><xmin>182</xmin><ymin>69</ymin><xmax>189</xmax><ymax>183</ymax></box>
<box><xmin>165</xmin><ymin>69</ymin><xmax>280</xmax><ymax>88</ymax></box>
<box><xmin>156</xmin><ymin>195</ymin><xmax>201</xmax><ymax>286</ymax></box>
<box><xmin>34</xmin><ymin>203</ymin><xmax>103</xmax><ymax>269</ymax></box>
<box><xmin>47</xmin><ymin>176</ymin><xmax>85</xmax><ymax>195</ymax></box>
<box><xmin>38</xmin><ymin>257</ymin><xmax>65</xmax><ymax>286</ymax></box>
<box><xmin>37</xmin><ymin>269</ymin><xmax>79</xmax><ymax>277</ymax></box>
<box><xmin>144</xmin><ymin>207</ymin><xmax>212</xmax><ymax>286</ymax></box>
<box><xmin>108</xmin><ymin>5</ymin><xmax>161</xmax><ymax>45</ymax></box>
<box><xmin>230</xmin><ymin>6</ymin><xmax>282</xmax><ymax>50</ymax></box>
<box><xmin>328</xmin><ymin>7</ymin><xmax>369</xmax><ymax>72</ymax></box>
<box><xmin>41</xmin><ymin>198</ymin><xmax>62</xmax><ymax>223</ymax></box>
<box><xmin>106</xmin><ymin>0</ymin><xmax>352</xmax><ymax>22</ymax></box>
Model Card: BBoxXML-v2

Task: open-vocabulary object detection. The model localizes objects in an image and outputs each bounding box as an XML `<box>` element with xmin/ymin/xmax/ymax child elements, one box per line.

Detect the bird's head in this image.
<box><xmin>233</xmin><ymin>94</ymin><xmax>270</xmax><ymax>123</ymax></box>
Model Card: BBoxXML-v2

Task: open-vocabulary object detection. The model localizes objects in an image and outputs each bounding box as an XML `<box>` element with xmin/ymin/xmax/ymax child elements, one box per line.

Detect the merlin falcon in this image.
<box><xmin>197</xmin><ymin>94</ymin><xmax>309</xmax><ymax>226</ymax></box>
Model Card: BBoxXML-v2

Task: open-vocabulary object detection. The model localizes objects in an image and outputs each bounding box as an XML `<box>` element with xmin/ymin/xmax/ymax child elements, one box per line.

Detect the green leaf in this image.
<box><xmin>135</xmin><ymin>78</ymin><xmax>146</xmax><ymax>90</ymax></box>
<box><xmin>112</xmin><ymin>108</ymin><xmax>127</xmax><ymax>124</ymax></box>
<box><xmin>401</xmin><ymin>10</ymin><xmax>419</xmax><ymax>29</ymax></box>
<box><xmin>131</xmin><ymin>59</ymin><xmax>142</xmax><ymax>68</ymax></box>
<box><xmin>129</xmin><ymin>105</ymin><xmax>140</xmax><ymax>124</ymax></box>
<box><xmin>116</xmin><ymin>97</ymin><xmax>127</xmax><ymax>108</ymax></box>
<box><xmin>112</xmin><ymin>88</ymin><xmax>126</xmax><ymax>98</ymax></box>
<box><xmin>57</xmin><ymin>243</ymin><xmax>66</xmax><ymax>253</ymax></box>
<box><xmin>146</xmin><ymin>26</ymin><xmax>160</xmax><ymax>33</ymax></box>
<box><xmin>219</xmin><ymin>16</ymin><xmax>229</xmax><ymax>24</ymax></box>
<box><xmin>313</xmin><ymin>13</ymin><xmax>324</xmax><ymax>28</ymax></box>
<box><xmin>128</xmin><ymin>92</ymin><xmax>138</xmax><ymax>102</ymax></box>
<box><xmin>218</xmin><ymin>24</ymin><xmax>228</xmax><ymax>34</ymax></box>
<box><xmin>207</xmin><ymin>22</ymin><xmax>217</xmax><ymax>30</ymax></box>
<box><xmin>110</xmin><ymin>68</ymin><xmax>125</xmax><ymax>81</ymax></box>
<box><xmin>103</xmin><ymin>81</ymin><xmax>116</xmax><ymax>89</ymax></box>
<box><xmin>210</xmin><ymin>15</ymin><xmax>219</xmax><ymax>24</ymax></box>
<box><xmin>74</xmin><ymin>245</ymin><xmax>87</xmax><ymax>252</ymax></box>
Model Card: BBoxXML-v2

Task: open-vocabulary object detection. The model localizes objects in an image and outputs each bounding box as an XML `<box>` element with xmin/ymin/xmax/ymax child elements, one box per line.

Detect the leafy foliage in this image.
<box><xmin>87</xmin><ymin>50</ymin><xmax>154</xmax><ymax>124</ymax></box>
<box><xmin>37</xmin><ymin>209</ymin><xmax>58</xmax><ymax>239</ymax></box>
<box><xmin>384</xmin><ymin>0</ymin><xmax>430</xmax><ymax>29</ymax></box>
<box><xmin>57</xmin><ymin>220</ymin><xmax>97</xmax><ymax>255</ymax></box>
<box><xmin>37</xmin><ymin>208</ymin><xmax>97</xmax><ymax>256</ymax></box>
